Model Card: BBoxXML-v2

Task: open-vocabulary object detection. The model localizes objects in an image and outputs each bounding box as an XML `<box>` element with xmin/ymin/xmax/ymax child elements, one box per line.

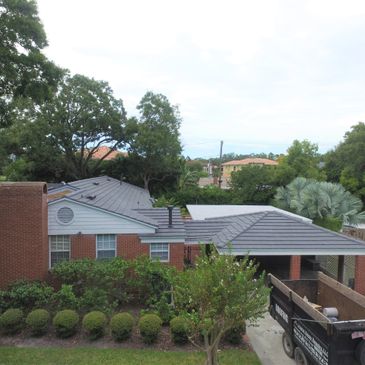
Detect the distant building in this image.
<box><xmin>85</xmin><ymin>146</ymin><xmax>127</xmax><ymax>161</ymax></box>
<box><xmin>221</xmin><ymin>157</ymin><xmax>278</xmax><ymax>180</ymax></box>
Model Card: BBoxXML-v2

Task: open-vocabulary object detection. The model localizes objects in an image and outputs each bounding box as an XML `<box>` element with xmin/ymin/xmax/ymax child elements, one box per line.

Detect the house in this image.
<box><xmin>221</xmin><ymin>158</ymin><xmax>278</xmax><ymax>180</ymax></box>
<box><xmin>84</xmin><ymin>146</ymin><xmax>127</xmax><ymax>160</ymax></box>
<box><xmin>0</xmin><ymin>177</ymin><xmax>187</xmax><ymax>288</ymax></box>
<box><xmin>2</xmin><ymin>181</ymin><xmax>365</xmax><ymax>296</ymax></box>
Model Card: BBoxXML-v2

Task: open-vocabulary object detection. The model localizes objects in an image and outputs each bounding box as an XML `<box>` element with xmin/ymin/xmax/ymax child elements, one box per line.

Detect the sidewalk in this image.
<box><xmin>247</xmin><ymin>312</ymin><xmax>295</xmax><ymax>365</ymax></box>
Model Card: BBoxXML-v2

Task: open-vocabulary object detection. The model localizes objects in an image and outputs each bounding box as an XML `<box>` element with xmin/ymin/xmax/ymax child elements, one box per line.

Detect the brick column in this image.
<box><xmin>289</xmin><ymin>255</ymin><xmax>301</xmax><ymax>280</ymax></box>
<box><xmin>71</xmin><ymin>235</ymin><xmax>96</xmax><ymax>259</ymax></box>
<box><xmin>354</xmin><ymin>256</ymin><xmax>365</xmax><ymax>295</ymax></box>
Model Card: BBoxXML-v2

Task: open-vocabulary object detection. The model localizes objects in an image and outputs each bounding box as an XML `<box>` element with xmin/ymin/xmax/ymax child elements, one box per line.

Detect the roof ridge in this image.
<box><xmin>215</xmin><ymin>212</ymin><xmax>268</xmax><ymax>248</ymax></box>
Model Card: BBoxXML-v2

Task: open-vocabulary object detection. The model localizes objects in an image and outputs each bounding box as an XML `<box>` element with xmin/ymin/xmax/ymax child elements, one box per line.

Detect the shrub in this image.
<box><xmin>53</xmin><ymin>285</ymin><xmax>79</xmax><ymax>310</ymax></box>
<box><xmin>110</xmin><ymin>312</ymin><xmax>134</xmax><ymax>341</ymax></box>
<box><xmin>170</xmin><ymin>316</ymin><xmax>192</xmax><ymax>344</ymax></box>
<box><xmin>138</xmin><ymin>314</ymin><xmax>162</xmax><ymax>344</ymax></box>
<box><xmin>79</xmin><ymin>288</ymin><xmax>114</xmax><ymax>313</ymax></box>
<box><xmin>82</xmin><ymin>311</ymin><xmax>107</xmax><ymax>340</ymax></box>
<box><xmin>26</xmin><ymin>309</ymin><xmax>50</xmax><ymax>336</ymax></box>
<box><xmin>0</xmin><ymin>308</ymin><xmax>24</xmax><ymax>335</ymax></box>
<box><xmin>4</xmin><ymin>281</ymin><xmax>54</xmax><ymax>310</ymax></box>
<box><xmin>53</xmin><ymin>310</ymin><xmax>79</xmax><ymax>338</ymax></box>
<box><xmin>155</xmin><ymin>295</ymin><xmax>174</xmax><ymax>324</ymax></box>
<box><xmin>224</xmin><ymin>322</ymin><xmax>246</xmax><ymax>345</ymax></box>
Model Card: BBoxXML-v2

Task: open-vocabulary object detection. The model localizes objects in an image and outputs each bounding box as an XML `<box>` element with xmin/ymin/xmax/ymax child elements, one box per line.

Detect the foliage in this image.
<box><xmin>170</xmin><ymin>316</ymin><xmax>192</xmax><ymax>344</ymax></box>
<box><xmin>82</xmin><ymin>311</ymin><xmax>107</xmax><ymax>340</ymax></box>
<box><xmin>131</xmin><ymin>256</ymin><xmax>175</xmax><ymax>305</ymax></box>
<box><xmin>2</xmin><ymin>74</ymin><xmax>130</xmax><ymax>180</ymax></box>
<box><xmin>51</xmin><ymin>258</ymin><xmax>129</xmax><ymax>305</ymax></box>
<box><xmin>79</xmin><ymin>288</ymin><xmax>114</xmax><ymax>314</ymax></box>
<box><xmin>230</xmin><ymin>165</ymin><xmax>278</xmax><ymax>204</ymax></box>
<box><xmin>0</xmin><ymin>280</ymin><xmax>54</xmax><ymax>311</ymax></box>
<box><xmin>280</xmin><ymin>140</ymin><xmax>326</xmax><ymax>180</ymax></box>
<box><xmin>53</xmin><ymin>285</ymin><xmax>79</xmax><ymax>310</ymax></box>
<box><xmin>25</xmin><ymin>309</ymin><xmax>50</xmax><ymax>336</ymax></box>
<box><xmin>173</xmin><ymin>252</ymin><xmax>269</xmax><ymax>365</ymax></box>
<box><xmin>154</xmin><ymin>295</ymin><xmax>175</xmax><ymax>325</ymax></box>
<box><xmin>53</xmin><ymin>309</ymin><xmax>79</xmax><ymax>338</ymax></box>
<box><xmin>126</xmin><ymin>91</ymin><xmax>182</xmax><ymax>192</ymax></box>
<box><xmin>0</xmin><ymin>308</ymin><xmax>24</xmax><ymax>334</ymax></box>
<box><xmin>324</xmin><ymin>122</ymin><xmax>365</xmax><ymax>202</ymax></box>
<box><xmin>138</xmin><ymin>314</ymin><xmax>163</xmax><ymax>344</ymax></box>
<box><xmin>0</xmin><ymin>0</ymin><xmax>62</xmax><ymax>127</ymax></box>
<box><xmin>110</xmin><ymin>312</ymin><xmax>134</xmax><ymax>341</ymax></box>
<box><xmin>223</xmin><ymin>322</ymin><xmax>246</xmax><ymax>345</ymax></box>
<box><xmin>274</xmin><ymin>177</ymin><xmax>365</xmax><ymax>227</ymax></box>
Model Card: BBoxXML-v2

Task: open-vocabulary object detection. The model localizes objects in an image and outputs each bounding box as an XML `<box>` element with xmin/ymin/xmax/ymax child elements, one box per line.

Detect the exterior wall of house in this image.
<box><xmin>48</xmin><ymin>200</ymin><xmax>155</xmax><ymax>235</ymax></box>
<box><xmin>0</xmin><ymin>182</ymin><xmax>48</xmax><ymax>288</ymax></box>
<box><xmin>49</xmin><ymin>233</ymin><xmax>185</xmax><ymax>270</ymax></box>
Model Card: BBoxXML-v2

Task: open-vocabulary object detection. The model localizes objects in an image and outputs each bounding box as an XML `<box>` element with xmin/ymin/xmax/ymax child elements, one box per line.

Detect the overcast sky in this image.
<box><xmin>37</xmin><ymin>0</ymin><xmax>365</xmax><ymax>158</ymax></box>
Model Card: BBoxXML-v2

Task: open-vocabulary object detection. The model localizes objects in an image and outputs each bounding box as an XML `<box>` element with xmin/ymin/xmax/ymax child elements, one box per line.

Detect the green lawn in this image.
<box><xmin>0</xmin><ymin>347</ymin><xmax>261</xmax><ymax>365</ymax></box>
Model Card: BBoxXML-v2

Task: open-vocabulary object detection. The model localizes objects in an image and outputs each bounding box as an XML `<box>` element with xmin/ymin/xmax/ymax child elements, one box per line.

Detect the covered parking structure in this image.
<box><xmin>185</xmin><ymin>208</ymin><xmax>365</xmax><ymax>294</ymax></box>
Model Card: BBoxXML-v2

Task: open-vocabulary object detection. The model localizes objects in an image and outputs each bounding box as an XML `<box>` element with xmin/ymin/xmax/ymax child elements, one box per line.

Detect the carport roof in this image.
<box><xmin>185</xmin><ymin>211</ymin><xmax>365</xmax><ymax>256</ymax></box>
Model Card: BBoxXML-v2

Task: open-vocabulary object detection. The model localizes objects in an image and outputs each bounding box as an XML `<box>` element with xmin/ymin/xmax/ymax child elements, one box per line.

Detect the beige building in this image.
<box><xmin>221</xmin><ymin>157</ymin><xmax>278</xmax><ymax>179</ymax></box>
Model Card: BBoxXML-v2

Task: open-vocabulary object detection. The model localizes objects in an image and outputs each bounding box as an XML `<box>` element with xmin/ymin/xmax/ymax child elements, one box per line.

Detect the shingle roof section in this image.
<box><xmin>186</xmin><ymin>211</ymin><xmax>365</xmax><ymax>255</ymax></box>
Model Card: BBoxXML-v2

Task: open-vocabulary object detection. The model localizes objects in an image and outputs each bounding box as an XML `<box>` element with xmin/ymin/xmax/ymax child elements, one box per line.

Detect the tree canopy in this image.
<box><xmin>126</xmin><ymin>91</ymin><xmax>182</xmax><ymax>191</ymax></box>
<box><xmin>0</xmin><ymin>0</ymin><xmax>63</xmax><ymax>126</ymax></box>
<box><xmin>1</xmin><ymin>73</ymin><xmax>130</xmax><ymax>180</ymax></box>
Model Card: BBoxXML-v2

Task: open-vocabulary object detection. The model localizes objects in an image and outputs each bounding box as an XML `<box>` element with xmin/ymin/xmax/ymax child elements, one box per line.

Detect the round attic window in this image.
<box><xmin>57</xmin><ymin>207</ymin><xmax>74</xmax><ymax>224</ymax></box>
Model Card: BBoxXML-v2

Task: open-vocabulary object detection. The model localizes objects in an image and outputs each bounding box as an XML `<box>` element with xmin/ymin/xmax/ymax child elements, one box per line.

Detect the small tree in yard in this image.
<box><xmin>173</xmin><ymin>251</ymin><xmax>269</xmax><ymax>365</ymax></box>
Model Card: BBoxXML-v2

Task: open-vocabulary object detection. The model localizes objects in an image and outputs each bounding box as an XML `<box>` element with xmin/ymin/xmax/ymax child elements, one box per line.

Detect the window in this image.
<box><xmin>150</xmin><ymin>243</ymin><xmax>169</xmax><ymax>262</ymax></box>
<box><xmin>97</xmin><ymin>234</ymin><xmax>116</xmax><ymax>259</ymax></box>
<box><xmin>57</xmin><ymin>207</ymin><xmax>74</xmax><ymax>224</ymax></box>
<box><xmin>49</xmin><ymin>235</ymin><xmax>70</xmax><ymax>268</ymax></box>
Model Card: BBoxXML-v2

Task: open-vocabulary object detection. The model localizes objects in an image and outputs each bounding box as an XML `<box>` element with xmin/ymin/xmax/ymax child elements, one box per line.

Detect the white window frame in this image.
<box><xmin>150</xmin><ymin>243</ymin><xmax>169</xmax><ymax>262</ymax></box>
<box><xmin>49</xmin><ymin>235</ymin><xmax>70</xmax><ymax>268</ymax></box>
<box><xmin>96</xmin><ymin>234</ymin><xmax>116</xmax><ymax>259</ymax></box>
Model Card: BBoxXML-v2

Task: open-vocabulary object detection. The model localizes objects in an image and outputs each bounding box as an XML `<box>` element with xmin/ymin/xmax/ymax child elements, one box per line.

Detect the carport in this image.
<box><xmin>185</xmin><ymin>207</ymin><xmax>365</xmax><ymax>294</ymax></box>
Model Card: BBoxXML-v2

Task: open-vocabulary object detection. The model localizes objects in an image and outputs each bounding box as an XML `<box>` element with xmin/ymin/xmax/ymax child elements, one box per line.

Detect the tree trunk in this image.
<box><xmin>205</xmin><ymin>347</ymin><xmax>219</xmax><ymax>365</ymax></box>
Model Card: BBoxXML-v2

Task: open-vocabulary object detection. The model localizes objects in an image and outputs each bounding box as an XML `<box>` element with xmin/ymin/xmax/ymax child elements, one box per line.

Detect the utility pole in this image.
<box><xmin>218</xmin><ymin>140</ymin><xmax>223</xmax><ymax>189</ymax></box>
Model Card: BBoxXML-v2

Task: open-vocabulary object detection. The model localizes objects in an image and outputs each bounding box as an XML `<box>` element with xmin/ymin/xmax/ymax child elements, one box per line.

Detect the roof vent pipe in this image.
<box><xmin>167</xmin><ymin>205</ymin><xmax>174</xmax><ymax>227</ymax></box>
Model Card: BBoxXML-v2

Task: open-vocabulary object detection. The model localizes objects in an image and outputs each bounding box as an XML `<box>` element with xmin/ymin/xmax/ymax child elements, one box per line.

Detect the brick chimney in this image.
<box><xmin>0</xmin><ymin>182</ymin><xmax>49</xmax><ymax>287</ymax></box>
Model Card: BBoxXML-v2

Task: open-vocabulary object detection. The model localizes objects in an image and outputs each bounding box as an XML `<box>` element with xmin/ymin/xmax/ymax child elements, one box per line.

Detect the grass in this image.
<box><xmin>0</xmin><ymin>347</ymin><xmax>261</xmax><ymax>365</ymax></box>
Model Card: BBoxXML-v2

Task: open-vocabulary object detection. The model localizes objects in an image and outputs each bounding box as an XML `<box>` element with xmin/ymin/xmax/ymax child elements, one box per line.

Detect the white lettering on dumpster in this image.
<box><xmin>293</xmin><ymin>321</ymin><xmax>329</xmax><ymax>365</ymax></box>
<box><xmin>275</xmin><ymin>304</ymin><xmax>289</xmax><ymax>324</ymax></box>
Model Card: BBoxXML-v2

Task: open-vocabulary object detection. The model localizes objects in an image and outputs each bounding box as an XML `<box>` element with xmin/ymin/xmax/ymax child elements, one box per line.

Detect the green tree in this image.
<box><xmin>0</xmin><ymin>0</ymin><xmax>62</xmax><ymax>126</ymax></box>
<box><xmin>324</xmin><ymin>122</ymin><xmax>365</xmax><ymax>201</ymax></box>
<box><xmin>127</xmin><ymin>91</ymin><xmax>182</xmax><ymax>191</ymax></box>
<box><xmin>274</xmin><ymin>177</ymin><xmax>365</xmax><ymax>228</ymax></box>
<box><xmin>174</xmin><ymin>251</ymin><xmax>269</xmax><ymax>365</ymax></box>
<box><xmin>2</xmin><ymin>73</ymin><xmax>130</xmax><ymax>180</ymax></box>
<box><xmin>280</xmin><ymin>140</ymin><xmax>325</xmax><ymax>180</ymax></box>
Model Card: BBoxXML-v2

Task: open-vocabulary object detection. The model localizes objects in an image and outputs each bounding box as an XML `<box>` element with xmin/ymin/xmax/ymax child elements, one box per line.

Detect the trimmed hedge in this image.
<box><xmin>26</xmin><ymin>309</ymin><xmax>50</xmax><ymax>336</ymax></box>
<box><xmin>224</xmin><ymin>322</ymin><xmax>246</xmax><ymax>345</ymax></box>
<box><xmin>170</xmin><ymin>316</ymin><xmax>191</xmax><ymax>344</ymax></box>
<box><xmin>110</xmin><ymin>312</ymin><xmax>134</xmax><ymax>341</ymax></box>
<box><xmin>0</xmin><ymin>308</ymin><xmax>24</xmax><ymax>335</ymax></box>
<box><xmin>53</xmin><ymin>310</ymin><xmax>79</xmax><ymax>338</ymax></box>
<box><xmin>138</xmin><ymin>314</ymin><xmax>162</xmax><ymax>344</ymax></box>
<box><xmin>82</xmin><ymin>311</ymin><xmax>107</xmax><ymax>340</ymax></box>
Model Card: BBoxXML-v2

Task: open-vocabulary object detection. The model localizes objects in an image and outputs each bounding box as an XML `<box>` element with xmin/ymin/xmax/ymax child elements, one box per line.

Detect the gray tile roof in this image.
<box><xmin>185</xmin><ymin>211</ymin><xmax>365</xmax><ymax>255</ymax></box>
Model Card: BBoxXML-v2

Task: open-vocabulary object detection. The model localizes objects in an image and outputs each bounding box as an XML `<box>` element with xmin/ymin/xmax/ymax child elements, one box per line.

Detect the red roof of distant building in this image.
<box><xmin>90</xmin><ymin>146</ymin><xmax>127</xmax><ymax>160</ymax></box>
<box><xmin>222</xmin><ymin>158</ymin><xmax>278</xmax><ymax>166</ymax></box>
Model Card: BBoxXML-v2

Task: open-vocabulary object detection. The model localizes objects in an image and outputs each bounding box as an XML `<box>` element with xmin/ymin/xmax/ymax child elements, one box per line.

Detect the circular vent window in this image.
<box><xmin>57</xmin><ymin>207</ymin><xmax>74</xmax><ymax>224</ymax></box>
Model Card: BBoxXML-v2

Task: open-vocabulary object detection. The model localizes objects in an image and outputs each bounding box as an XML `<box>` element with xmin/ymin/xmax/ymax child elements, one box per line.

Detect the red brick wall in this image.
<box><xmin>170</xmin><ymin>243</ymin><xmax>185</xmax><ymax>270</ymax></box>
<box><xmin>289</xmin><ymin>255</ymin><xmax>301</xmax><ymax>280</ymax></box>
<box><xmin>71</xmin><ymin>235</ymin><xmax>96</xmax><ymax>259</ymax></box>
<box><xmin>0</xmin><ymin>182</ymin><xmax>48</xmax><ymax>288</ymax></box>
<box><xmin>117</xmin><ymin>234</ymin><xmax>149</xmax><ymax>260</ymax></box>
<box><xmin>355</xmin><ymin>256</ymin><xmax>365</xmax><ymax>295</ymax></box>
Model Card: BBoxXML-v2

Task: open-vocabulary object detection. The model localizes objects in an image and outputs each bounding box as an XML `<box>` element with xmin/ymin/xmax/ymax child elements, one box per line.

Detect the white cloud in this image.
<box><xmin>37</xmin><ymin>0</ymin><xmax>365</xmax><ymax>157</ymax></box>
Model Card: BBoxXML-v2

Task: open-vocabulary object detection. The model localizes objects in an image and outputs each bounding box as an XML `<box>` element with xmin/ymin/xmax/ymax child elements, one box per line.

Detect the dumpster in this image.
<box><xmin>268</xmin><ymin>272</ymin><xmax>365</xmax><ymax>365</ymax></box>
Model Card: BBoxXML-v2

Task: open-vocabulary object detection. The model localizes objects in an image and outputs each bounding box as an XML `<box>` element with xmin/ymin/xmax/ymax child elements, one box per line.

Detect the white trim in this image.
<box><xmin>216</xmin><ymin>248</ymin><xmax>365</xmax><ymax>256</ymax></box>
<box><xmin>49</xmin><ymin>197</ymin><xmax>157</xmax><ymax>229</ymax></box>
<box><xmin>141</xmin><ymin>237</ymin><xmax>185</xmax><ymax>243</ymax></box>
<box><xmin>96</xmin><ymin>234</ymin><xmax>117</xmax><ymax>259</ymax></box>
<box><xmin>149</xmin><ymin>243</ymin><xmax>170</xmax><ymax>262</ymax></box>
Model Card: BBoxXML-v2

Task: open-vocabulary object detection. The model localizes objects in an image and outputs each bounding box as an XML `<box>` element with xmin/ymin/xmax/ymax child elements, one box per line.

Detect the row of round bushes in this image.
<box><xmin>0</xmin><ymin>309</ymin><xmax>190</xmax><ymax>344</ymax></box>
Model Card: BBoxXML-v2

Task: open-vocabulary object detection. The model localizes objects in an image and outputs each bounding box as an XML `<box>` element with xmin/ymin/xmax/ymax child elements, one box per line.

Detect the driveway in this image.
<box><xmin>247</xmin><ymin>312</ymin><xmax>295</xmax><ymax>365</ymax></box>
